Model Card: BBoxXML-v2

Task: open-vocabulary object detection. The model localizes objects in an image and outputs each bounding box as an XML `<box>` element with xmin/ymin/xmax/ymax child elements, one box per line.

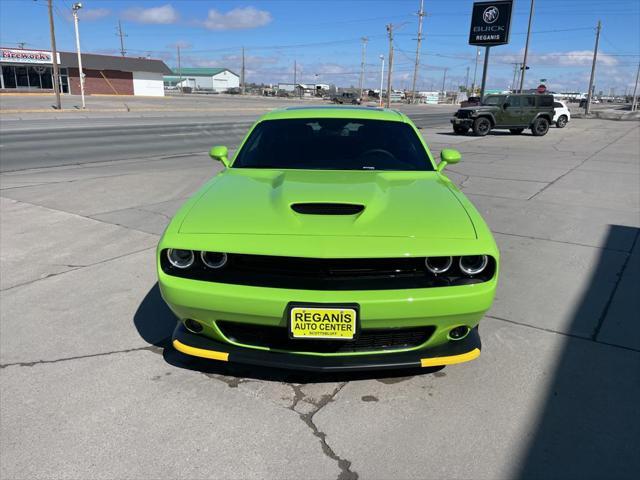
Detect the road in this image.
<box><xmin>0</xmin><ymin>110</ymin><xmax>453</xmax><ymax>172</ymax></box>
<box><xmin>1</xmin><ymin>104</ymin><xmax>638</xmax><ymax>479</ymax></box>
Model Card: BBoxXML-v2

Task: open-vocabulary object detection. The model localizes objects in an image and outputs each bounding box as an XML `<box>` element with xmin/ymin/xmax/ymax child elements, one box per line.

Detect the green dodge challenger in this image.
<box><xmin>157</xmin><ymin>106</ymin><xmax>499</xmax><ymax>371</ymax></box>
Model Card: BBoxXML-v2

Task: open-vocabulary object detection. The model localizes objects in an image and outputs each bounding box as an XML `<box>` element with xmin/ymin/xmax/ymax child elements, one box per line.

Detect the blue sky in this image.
<box><xmin>1</xmin><ymin>0</ymin><xmax>639</xmax><ymax>93</ymax></box>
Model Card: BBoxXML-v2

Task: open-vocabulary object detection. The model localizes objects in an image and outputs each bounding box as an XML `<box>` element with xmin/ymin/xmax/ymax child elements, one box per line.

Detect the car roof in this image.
<box><xmin>258</xmin><ymin>106</ymin><xmax>409</xmax><ymax>122</ymax></box>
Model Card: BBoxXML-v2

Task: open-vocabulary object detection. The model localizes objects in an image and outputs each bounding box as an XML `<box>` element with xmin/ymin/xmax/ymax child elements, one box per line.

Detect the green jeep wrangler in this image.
<box><xmin>451</xmin><ymin>94</ymin><xmax>555</xmax><ymax>137</ymax></box>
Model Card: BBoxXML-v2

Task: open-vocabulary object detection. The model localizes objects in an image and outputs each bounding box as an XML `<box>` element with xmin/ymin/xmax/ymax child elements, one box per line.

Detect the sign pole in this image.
<box><xmin>480</xmin><ymin>46</ymin><xmax>490</xmax><ymax>99</ymax></box>
<box><xmin>519</xmin><ymin>0</ymin><xmax>535</xmax><ymax>92</ymax></box>
<box><xmin>468</xmin><ymin>1</ymin><xmax>513</xmax><ymax>98</ymax></box>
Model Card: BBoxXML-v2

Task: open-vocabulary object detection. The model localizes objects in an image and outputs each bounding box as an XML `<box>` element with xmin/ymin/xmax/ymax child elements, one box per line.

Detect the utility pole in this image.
<box><xmin>631</xmin><ymin>61</ymin><xmax>640</xmax><ymax>111</ymax></box>
<box><xmin>47</xmin><ymin>0</ymin><xmax>61</xmax><ymax>110</ymax></box>
<box><xmin>379</xmin><ymin>54</ymin><xmax>385</xmax><ymax>107</ymax></box>
<box><xmin>519</xmin><ymin>0</ymin><xmax>535</xmax><ymax>91</ymax></box>
<box><xmin>17</xmin><ymin>42</ymin><xmax>27</xmax><ymax>49</ymax></box>
<box><xmin>385</xmin><ymin>23</ymin><xmax>394</xmax><ymax>108</ymax></box>
<box><xmin>471</xmin><ymin>47</ymin><xmax>480</xmax><ymax>94</ymax></box>
<box><xmin>480</xmin><ymin>47</ymin><xmax>491</xmax><ymax>99</ymax></box>
<box><xmin>465</xmin><ymin>66</ymin><xmax>470</xmax><ymax>93</ymax></box>
<box><xmin>411</xmin><ymin>0</ymin><xmax>425</xmax><ymax>104</ymax></box>
<box><xmin>511</xmin><ymin>63</ymin><xmax>519</xmax><ymax>92</ymax></box>
<box><xmin>177</xmin><ymin>45</ymin><xmax>183</xmax><ymax>94</ymax></box>
<box><xmin>441</xmin><ymin>67</ymin><xmax>448</xmax><ymax>94</ymax></box>
<box><xmin>293</xmin><ymin>60</ymin><xmax>297</xmax><ymax>85</ymax></box>
<box><xmin>116</xmin><ymin>20</ymin><xmax>127</xmax><ymax>57</ymax></box>
<box><xmin>241</xmin><ymin>46</ymin><xmax>246</xmax><ymax>95</ymax></box>
<box><xmin>72</xmin><ymin>2</ymin><xmax>85</xmax><ymax>109</ymax></box>
<box><xmin>359</xmin><ymin>37</ymin><xmax>368</xmax><ymax>99</ymax></box>
<box><xmin>585</xmin><ymin>20</ymin><xmax>601</xmax><ymax>115</ymax></box>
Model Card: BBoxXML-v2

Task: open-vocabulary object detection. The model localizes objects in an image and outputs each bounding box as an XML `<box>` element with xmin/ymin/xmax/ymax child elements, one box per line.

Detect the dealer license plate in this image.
<box><xmin>289</xmin><ymin>306</ymin><xmax>357</xmax><ymax>340</ymax></box>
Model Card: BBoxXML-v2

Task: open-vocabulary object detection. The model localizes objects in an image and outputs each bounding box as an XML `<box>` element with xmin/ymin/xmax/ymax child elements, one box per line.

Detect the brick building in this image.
<box><xmin>1</xmin><ymin>47</ymin><xmax>172</xmax><ymax>96</ymax></box>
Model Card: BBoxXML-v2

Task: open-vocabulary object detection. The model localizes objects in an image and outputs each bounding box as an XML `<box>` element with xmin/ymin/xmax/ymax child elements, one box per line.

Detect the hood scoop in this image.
<box><xmin>291</xmin><ymin>203</ymin><xmax>365</xmax><ymax>215</ymax></box>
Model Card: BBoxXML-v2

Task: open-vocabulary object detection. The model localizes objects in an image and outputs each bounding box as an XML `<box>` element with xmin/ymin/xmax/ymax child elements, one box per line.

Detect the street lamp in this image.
<box><xmin>379</xmin><ymin>54</ymin><xmax>385</xmax><ymax>107</ymax></box>
<box><xmin>72</xmin><ymin>2</ymin><xmax>85</xmax><ymax>109</ymax></box>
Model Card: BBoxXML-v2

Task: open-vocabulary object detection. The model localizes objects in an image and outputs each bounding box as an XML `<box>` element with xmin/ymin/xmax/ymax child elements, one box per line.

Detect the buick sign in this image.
<box><xmin>469</xmin><ymin>0</ymin><xmax>513</xmax><ymax>46</ymax></box>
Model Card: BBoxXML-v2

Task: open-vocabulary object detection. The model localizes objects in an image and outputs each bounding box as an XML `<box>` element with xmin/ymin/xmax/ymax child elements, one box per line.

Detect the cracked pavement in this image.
<box><xmin>1</xmin><ymin>102</ymin><xmax>639</xmax><ymax>479</ymax></box>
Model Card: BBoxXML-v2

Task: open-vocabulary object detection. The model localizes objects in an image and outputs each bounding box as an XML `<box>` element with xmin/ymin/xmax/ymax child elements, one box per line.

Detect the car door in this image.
<box><xmin>521</xmin><ymin>96</ymin><xmax>537</xmax><ymax>126</ymax></box>
<box><xmin>504</xmin><ymin>95</ymin><xmax>522</xmax><ymax>126</ymax></box>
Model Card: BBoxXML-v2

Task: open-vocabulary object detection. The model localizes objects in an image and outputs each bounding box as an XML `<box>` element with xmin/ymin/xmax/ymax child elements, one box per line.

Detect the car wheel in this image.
<box><xmin>556</xmin><ymin>115</ymin><xmax>568</xmax><ymax>128</ymax></box>
<box><xmin>472</xmin><ymin>117</ymin><xmax>491</xmax><ymax>136</ymax></box>
<box><xmin>509</xmin><ymin>128</ymin><xmax>524</xmax><ymax>135</ymax></box>
<box><xmin>453</xmin><ymin>125</ymin><xmax>469</xmax><ymax>135</ymax></box>
<box><xmin>531</xmin><ymin>117</ymin><xmax>550</xmax><ymax>136</ymax></box>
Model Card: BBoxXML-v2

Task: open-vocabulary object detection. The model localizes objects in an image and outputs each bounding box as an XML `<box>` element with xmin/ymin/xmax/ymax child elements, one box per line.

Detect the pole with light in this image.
<box><xmin>379</xmin><ymin>54</ymin><xmax>385</xmax><ymax>107</ymax></box>
<box><xmin>72</xmin><ymin>2</ymin><xmax>85</xmax><ymax>109</ymax></box>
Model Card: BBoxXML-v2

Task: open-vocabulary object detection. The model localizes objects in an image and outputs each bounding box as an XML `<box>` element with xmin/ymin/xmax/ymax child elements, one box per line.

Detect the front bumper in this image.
<box><xmin>172</xmin><ymin>322</ymin><xmax>481</xmax><ymax>372</ymax></box>
<box><xmin>451</xmin><ymin>118</ymin><xmax>474</xmax><ymax>127</ymax></box>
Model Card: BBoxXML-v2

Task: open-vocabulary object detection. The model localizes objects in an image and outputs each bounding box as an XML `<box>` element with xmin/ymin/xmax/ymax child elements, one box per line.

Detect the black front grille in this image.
<box><xmin>456</xmin><ymin>110</ymin><xmax>472</xmax><ymax>119</ymax></box>
<box><xmin>160</xmin><ymin>252</ymin><xmax>496</xmax><ymax>290</ymax></box>
<box><xmin>291</xmin><ymin>203</ymin><xmax>364</xmax><ymax>215</ymax></box>
<box><xmin>217</xmin><ymin>321</ymin><xmax>434</xmax><ymax>353</ymax></box>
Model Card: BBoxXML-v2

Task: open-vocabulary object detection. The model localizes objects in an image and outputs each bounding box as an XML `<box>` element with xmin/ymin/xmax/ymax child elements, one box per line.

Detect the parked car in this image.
<box><xmin>451</xmin><ymin>94</ymin><xmax>555</xmax><ymax>137</ymax></box>
<box><xmin>332</xmin><ymin>92</ymin><xmax>361</xmax><ymax>104</ymax></box>
<box><xmin>159</xmin><ymin>107</ymin><xmax>499</xmax><ymax>371</ymax></box>
<box><xmin>460</xmin><ymin>96</ymin><xmax>481</xmax><ymax>108</ymax></box>
<box><xmin>226</xmin><ymin>87</ymin><xmax>241</xmax><ymax>94</ymax></box>
<box><xmin>579</xmin><ymin>98</ymin><xmax>600</xmax><ymax>108</ymax></box>
<box><xmin>553</xmin><ymin>100</ymin><xmax>571</xmax><ymax>128</ymax></box>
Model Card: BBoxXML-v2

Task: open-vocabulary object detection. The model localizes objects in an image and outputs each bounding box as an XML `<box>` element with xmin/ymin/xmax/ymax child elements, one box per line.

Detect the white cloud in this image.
<box><xmin>496</xmin><ymin>50</ymin><xmax>618</xmax><ymax>67</ymax></box>
<box><xmin>123</xmin><ymin>4</ymin><xmax>179</xmax><ymax>24</ymax></box>
<box><xmin>202</xmin><ymin>6</ymin><xmax>272</xmax><ymax>31</ymax></box>
<box><xmin>79</xmin><ymin>8</ymin><xmax>111</xmax><ymax>21</ymax></box>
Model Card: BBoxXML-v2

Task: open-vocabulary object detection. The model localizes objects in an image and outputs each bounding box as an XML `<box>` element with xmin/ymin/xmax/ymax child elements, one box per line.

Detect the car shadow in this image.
<box><xmin>133</xmin><ymin>282</ymin><xmax>443</xmax><ymax>384</ymax></box>
<box><xmin>436</xmin><ymin>131</ymin><xmax>534</xmax><ymax>137</ymax></box>
<box><xmin>516</xmin><ymin>225</ymin><xmax>640</xmax><ymax>479</ymax></box>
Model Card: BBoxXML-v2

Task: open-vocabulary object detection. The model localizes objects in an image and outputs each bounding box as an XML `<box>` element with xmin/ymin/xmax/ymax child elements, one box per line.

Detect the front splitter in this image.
<box><xmin>172</xmin><ymin>323</ymin><xmax>481</xmax><ymax>372</ymax></box>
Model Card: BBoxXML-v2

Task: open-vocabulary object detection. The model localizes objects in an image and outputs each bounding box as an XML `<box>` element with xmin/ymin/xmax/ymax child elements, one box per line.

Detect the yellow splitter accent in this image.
<box><xmin>420</xmin><ymin>348</ymin><xmax>480</xmax><ymax>367</ymax></box>
<box><xmin>290</xmin><ymin>307</ymin><xmax>357</xmax><ymax>340</ymax></box>
<box><xmin>173</xmin><ymin>339</ymin><xmax>229</xmax><ymax>362</ymax></box>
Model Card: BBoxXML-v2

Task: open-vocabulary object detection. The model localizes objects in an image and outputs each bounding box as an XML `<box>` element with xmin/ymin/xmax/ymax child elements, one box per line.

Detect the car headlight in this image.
<box><xmin>201</xmin><ymin>251</ymin><xmax>228</xmax><ymax>269</ymax></box>
<box><xmin>459</xmin><ymin>255</ymin><xmax>488</xmax><ymax>275</ymax></box>
<box><xmin>469</xmin><ymin>110</ymin><xmax>478</xmax><ymax>116</ymax></box>
<box><xmin>425</xmin><ymin>256</ymin><xmax>453</xmax><ymax>274</ymax></box>
<box><xmin>167</xmin><ymin>249</ymin><xmax>195</xmax><ymax>269</ymax></box>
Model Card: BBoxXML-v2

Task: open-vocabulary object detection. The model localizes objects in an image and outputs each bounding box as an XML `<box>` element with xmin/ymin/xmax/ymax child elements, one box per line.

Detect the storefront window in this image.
<box><xmin>28</xmin><ymin>66</ymin><xmax>42</xmax><ymax>88</ymax></box>
<box><xmin>15</xmin><ymin>66</ymin><xmax>29</xmax><ymax>87</ymax></box>
<box><xmin>1</xmin><ymin>65</ymin><xmax>17</xmax><ymax>88</ymax></box>
<box><xmin>0</xmin><ymin>65</ymin><xmax>64</xmax><ymax>91</ymax></box>
<box><xmin>41</xmin><ymin>67</ymin><xmax>53</xmax><ymax>89</ymax></box>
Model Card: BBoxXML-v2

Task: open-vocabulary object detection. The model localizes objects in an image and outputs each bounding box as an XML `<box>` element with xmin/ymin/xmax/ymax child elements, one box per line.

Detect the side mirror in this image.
<box><xmin>437</xmin><ymin>148</ymin><xmax>461</xmax><ymax>172</ymax></box>
<box><xmin>209</xmin><ymin>145</ymin><xmax>230</xmax><ymax>167</ymax></box>
<box><xmin>503</xmin><ymin>102</ymin><xmax>509</xmax><ymax>109</ymax></box>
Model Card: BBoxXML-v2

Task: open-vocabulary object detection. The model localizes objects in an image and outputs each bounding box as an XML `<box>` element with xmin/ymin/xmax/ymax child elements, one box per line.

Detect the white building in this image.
<box><xmin>164</xmin><ymin>68</ymin><xmax>239</xmax><ymax>92</ymax></box>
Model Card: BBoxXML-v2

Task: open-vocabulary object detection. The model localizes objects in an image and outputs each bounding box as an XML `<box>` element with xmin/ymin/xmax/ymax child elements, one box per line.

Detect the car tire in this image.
<box><xmin>472</xmin><ymin>117</ymin><xmax>492</xmax><ymax>136</ymax></box>
<box><xmin>453</xmin><ymin>125</ymin><xmax>469</xmax><ymax>135</ymax></box>
<box><xmin>531</xmin><ymin>117</ymin><xmax>550</xmax><ymax>136</ymax></box>
<box><xmin>509</xmin><ymin>128</ymin><xmax>524</xmax><ymax>135</ymax></box>
<box><xmin>556</xmin><ymin>115</ymin><xmax>568</xmax><ymax>128</ymax></box>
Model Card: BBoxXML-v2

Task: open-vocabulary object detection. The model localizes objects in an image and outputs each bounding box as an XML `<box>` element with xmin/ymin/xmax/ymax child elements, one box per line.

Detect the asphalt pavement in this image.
<box><xmin>1</xmin><ymin>98</ymin><xmax>638</xmax><ymax>480</ymax></box>
<box><xmin>0</xmin><ymin>103</ymin><xmax>454</xmax><ymax>172</ymax></box>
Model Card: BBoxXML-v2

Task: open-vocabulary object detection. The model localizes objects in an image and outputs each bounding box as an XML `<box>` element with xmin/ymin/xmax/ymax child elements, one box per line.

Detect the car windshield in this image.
<box><xmin>232</xmin><ymin>118</ymin><xmax>433</xmax><ymax>171</ymax></box>
<box><xmin>482</xmin><ymin>95</ymin><xmax>506</xmax><ymax>106</ymax></box>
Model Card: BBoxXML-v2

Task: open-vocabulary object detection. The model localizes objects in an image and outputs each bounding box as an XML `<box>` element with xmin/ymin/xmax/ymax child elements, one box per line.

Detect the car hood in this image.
<box><xmin>179</xmin><ymin>169</ymin><xmax>476</xmax><ymax>239</ymax></box>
